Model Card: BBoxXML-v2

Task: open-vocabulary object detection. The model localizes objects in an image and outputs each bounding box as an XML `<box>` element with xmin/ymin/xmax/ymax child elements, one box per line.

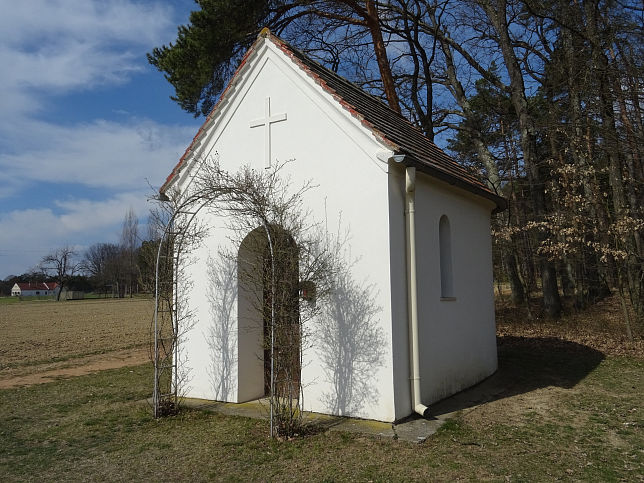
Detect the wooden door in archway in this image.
<box><xmin>262</xmin><ymin>230</ymin><xmax>300</xmax><ymax>397</ymax></box>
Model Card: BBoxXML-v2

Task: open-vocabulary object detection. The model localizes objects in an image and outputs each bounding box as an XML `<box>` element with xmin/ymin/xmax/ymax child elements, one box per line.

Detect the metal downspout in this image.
<box><xmin>404</xmin><ymin>165</ymin><xmax>430</xmax><ymax>418</ymax></box>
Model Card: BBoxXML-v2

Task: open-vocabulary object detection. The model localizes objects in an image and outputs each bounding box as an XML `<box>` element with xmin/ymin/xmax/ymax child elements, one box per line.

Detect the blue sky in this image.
<box><xmin>0</xmin><ymin>1</ymin><xmax>202</xmax><ymax>278</ymax></box>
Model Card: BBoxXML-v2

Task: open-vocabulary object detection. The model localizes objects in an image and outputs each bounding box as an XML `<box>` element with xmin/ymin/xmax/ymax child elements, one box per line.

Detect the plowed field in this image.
<box><xmin>0</xmin><ymin>298</ymin><xmax>152</xmax><ymax>387</ymax></box>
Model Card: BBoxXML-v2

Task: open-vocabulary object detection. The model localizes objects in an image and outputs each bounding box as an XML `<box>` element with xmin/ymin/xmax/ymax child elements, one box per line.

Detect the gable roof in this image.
<box><xmin>15</xmin><ymin>282</ymin><xmax>58</xmax><ymax>291</ymax></box>
<box><xmin>161</xmin><ymin>30</ymin><xmax>505</xmax><ymax>212</ymax></box>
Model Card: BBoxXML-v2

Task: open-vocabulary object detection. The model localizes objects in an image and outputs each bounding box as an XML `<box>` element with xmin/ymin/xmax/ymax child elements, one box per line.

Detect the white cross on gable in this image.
<box><xmin>249</xmin><ymin>97</ymin><xmax>287</xmax><ymax>168</ymax></box>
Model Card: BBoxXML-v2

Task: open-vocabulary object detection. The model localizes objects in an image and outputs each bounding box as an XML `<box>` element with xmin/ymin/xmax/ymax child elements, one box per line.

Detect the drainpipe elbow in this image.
<box><xmin>415</xmin><ymin>403</ymin><xmax>430</xmax><ymax>418</ymax></box>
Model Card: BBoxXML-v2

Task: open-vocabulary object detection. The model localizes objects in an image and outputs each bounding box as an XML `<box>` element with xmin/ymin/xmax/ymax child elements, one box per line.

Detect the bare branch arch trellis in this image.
<box><xmin>152</xmin><ymin>188</ymin><xmax>209</xmax><ymax>418</ymax></box>
<box><xmin>151</xmin><ymin>158</ymin><xmax>328</xmax><ymax>438</ymax></box>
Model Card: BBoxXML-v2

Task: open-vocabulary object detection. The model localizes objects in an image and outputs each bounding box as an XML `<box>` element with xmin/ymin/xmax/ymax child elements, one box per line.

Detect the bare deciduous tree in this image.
<box><xmin>120</xmin><ymin>207</ymin><xmax>140</xmax><ymax>298</ymax></box>
<box><xmin>40</xmin><ymin>246</ymin><xmax>79</xmax><ymax>301</ymax></box>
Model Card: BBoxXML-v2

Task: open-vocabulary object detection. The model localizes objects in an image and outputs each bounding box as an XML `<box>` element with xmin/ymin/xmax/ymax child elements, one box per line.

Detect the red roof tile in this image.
<box><xmin>16</xmin><ymin>282</ymin><xmax>58</xmax><ymax>291</ymax></box>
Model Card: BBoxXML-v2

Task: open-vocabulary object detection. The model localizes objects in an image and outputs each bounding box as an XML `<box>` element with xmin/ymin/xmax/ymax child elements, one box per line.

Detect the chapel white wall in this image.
<box><xmin>175</xmin><ymin>40</ymin><xmax>398</xmax><ymax>422</ymax></box>
<box><xmin>388</xmin><ymin>165</ymin><xmax>498</xmax><ymax>419</ymax></box>
<box><xmin>413</xmin><ymin>172</ymin><xmax>498</xmax><ymax>405</ymax></box>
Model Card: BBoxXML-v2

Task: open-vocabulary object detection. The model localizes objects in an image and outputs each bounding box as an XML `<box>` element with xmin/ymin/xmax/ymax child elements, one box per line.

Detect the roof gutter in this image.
<box><xmin>394</xmin><ymin>155</ymin><xmax>430</xmax><ymax>418</ymax></box>
<box><xmin>402</xmin><ymin>155</ymin><xmax>506</xmax><ymax>214</ymax></box>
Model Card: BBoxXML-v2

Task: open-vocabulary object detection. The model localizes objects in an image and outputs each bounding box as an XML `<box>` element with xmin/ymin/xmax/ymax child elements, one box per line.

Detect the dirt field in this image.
<box><xmin>0</xmin><ymin>298</ymin><xmax>153</xmax><ymax>387</ymax></box>
<box><xmin>1</xmin><ymin>294</ymin><xmax>640</xmax><ymax>389</ymax></box>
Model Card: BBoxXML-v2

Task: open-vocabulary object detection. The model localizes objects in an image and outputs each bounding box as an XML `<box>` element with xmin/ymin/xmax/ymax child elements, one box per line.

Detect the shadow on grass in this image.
<box><xmin>431</xmin><ymin>336</ymin><xmax>605</xmax><ymax>417</ymax></box>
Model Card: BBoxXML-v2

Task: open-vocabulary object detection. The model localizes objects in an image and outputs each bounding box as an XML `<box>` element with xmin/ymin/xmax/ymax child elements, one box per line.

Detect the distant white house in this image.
<box><xmin>11</xmin><ymin>282</ymin><xmax>59</xmax><ymax>297</ymax></box>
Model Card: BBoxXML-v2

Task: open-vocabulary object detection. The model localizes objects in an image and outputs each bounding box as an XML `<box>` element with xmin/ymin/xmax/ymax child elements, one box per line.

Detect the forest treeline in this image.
<box><xmin>149</xmin><ymin>0</ymin><xmax>643</xmax><ymax>332</ymax></box>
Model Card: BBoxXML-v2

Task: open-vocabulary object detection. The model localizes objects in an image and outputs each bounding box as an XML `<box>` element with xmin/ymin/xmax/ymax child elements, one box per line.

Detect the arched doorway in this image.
<box><xmin>237</xmin><ymin>226</ymin><xmax>300</xmax><ymax>402</ymax></box>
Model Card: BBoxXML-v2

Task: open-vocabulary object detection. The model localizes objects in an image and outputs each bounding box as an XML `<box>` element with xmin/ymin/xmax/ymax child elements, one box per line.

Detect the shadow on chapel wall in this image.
<box><xmin>206</xmin><ymin>253</ymin><xmax>238</xmax><ymax>401</ymax></box>
<box><xmin>316</xmin><ymin>268</ymin><xmax>387</xmax><ymax>417</ymax></box>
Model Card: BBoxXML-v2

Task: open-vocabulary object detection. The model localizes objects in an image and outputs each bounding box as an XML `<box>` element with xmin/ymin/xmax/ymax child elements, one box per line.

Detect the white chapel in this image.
<box><xmin>160</xmin><ymin>29</ymin><xmax>505</xmax><ymax>422</ymax></box>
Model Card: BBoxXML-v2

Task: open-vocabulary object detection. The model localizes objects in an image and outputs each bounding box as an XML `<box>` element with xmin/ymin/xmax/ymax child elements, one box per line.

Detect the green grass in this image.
<box><xmin>71</xmin><ymin>293</ymin><xmax>153</xmax><ymax>300</ymax></box>
<box><xmin>1</xmin><ymin>349</ymin><xmax>642</xmax><ymax>481</ymax></box>
<box><xmin>0</xmin><ymin>296</ymin><xmax>55</xmax><ymax>304</ymax></box>
<box><xmin>0</xmin><ymin>293</ymin><xmax>153</xmax><ymax>303</ymax></box>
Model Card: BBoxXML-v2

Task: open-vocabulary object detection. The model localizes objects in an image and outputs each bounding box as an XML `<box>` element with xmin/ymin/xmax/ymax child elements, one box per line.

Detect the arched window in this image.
<box><xmin>439</xmin><ymin>215</ymin><xmax>454</xmax><ymax>298</ymax></box>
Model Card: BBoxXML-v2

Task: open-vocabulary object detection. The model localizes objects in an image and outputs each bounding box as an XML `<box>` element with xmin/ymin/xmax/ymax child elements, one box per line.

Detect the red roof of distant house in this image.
<box><xmin>16</xmin><ymin>282</ymin><xmax>58</xmax><ymax>291</ymax></box>
<box><xmin>161</xmin><ymin>29</ymin><xmax>506</xmax><ymax>211</ymax></box>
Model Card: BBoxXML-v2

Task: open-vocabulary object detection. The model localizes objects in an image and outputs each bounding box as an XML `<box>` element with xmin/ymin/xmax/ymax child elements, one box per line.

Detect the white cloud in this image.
<box><xmin>0</xmin><ymin>192</ymin><xmax>154</xmax><ymax>276</ymax></box>
<box><xmin>0</xmin><ymin>115</ymin><xmax>197</xmax><ymax>276</ymax></box>
<box><xmin>0</xmin><ymin>42</ymin><xmax>141</xmax><ymax>93</ymax></box>
<box><xmin>0</xmin><ymin>1</ymin><xmax>173</xmax><ymax>48</ymax></box>
<box><xmin>0</xmin><ymin>0</ymin><xmax>177</xmax><ymax>114</ymax></box>
<box><xmin>54</xmin><ymin>192</ymin><xmax>151</xmax><ymax>233</ymax></box>
<box><xmin>0</xmin><ymin>1</ymin><xmax>195</xmax><ymax>193</ymax></box>
<box><xmin>0</xmin><ymin>117</ymin><xmax>195</xmax><ymax>192</ymax></box>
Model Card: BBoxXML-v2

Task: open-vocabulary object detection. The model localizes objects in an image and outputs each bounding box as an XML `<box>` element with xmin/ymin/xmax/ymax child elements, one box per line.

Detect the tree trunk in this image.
<box><xmin>365</xmin><ymin>0</ymin><xmax>401</xmax><ymax>113</ymax></box>
<box><xmin>398</xmin><ymin>3</ymin><xmax>436</xmax><ymax>139</ymax></box>
<box><xmin>505</xmin><ymin>251</ymin><xmax>525</xmax><ymax>305</ymax></box>
<box><xmin>560</xmin><ymin>261</ymin><xmax>576</xmax><ymax>299</ymax></box>
<box><xmin>480</xmin><ymin>0</ymin><xmax>561</xmax><ymax>317</ymax></box>
<box><xmin>583</xmin><ymin>0</ymin><xmax>643</xmax><ymax>321</ymax></box>
<box><xmin>434</xmin><ymin>20</ymin><xmax>501</xmax><ymax>192</ymax></box>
